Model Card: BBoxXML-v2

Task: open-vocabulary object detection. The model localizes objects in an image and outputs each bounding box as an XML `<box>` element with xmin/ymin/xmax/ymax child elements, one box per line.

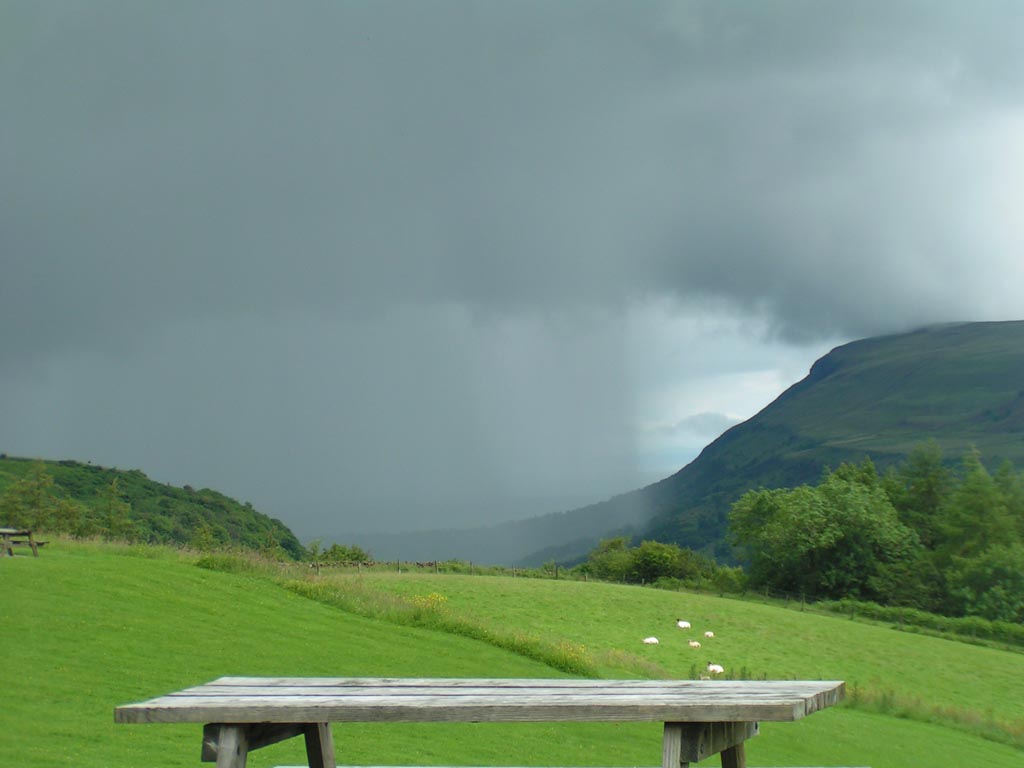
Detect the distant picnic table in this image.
<box><xmin>114</xmin><ymin>676</ymin><xmax>845</xmax><ymax>768</ymax></box>
<box><xmin>0</xmin><ymin>528</ymin><xmax>45</xmax><ymax>557</ymax></box>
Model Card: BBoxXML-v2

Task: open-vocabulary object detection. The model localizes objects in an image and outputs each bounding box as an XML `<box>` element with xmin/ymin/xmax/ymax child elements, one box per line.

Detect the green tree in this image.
<box><xmin>630</xmin><ymin>540</ymin><xmax>681</xmax><ymax>583</ymax></box>
<box><xmin>322</xmin><ymin>543</ymin><xmax>371</xmax><ymax>564</ymax></box>
<box><xmin>828</xmin><ymin>456</ymin><xmax>881</xmax><ymax>488</ymax></box>
<box><xmin>584</xmin><ymin>537</ymin><xmax>633</xmax><ymax>581</ymax></box>
<box><xmin>729</xmin><ymin>485</ymin><xmax>824</xmax><ymax>594</ymax></box>
<box><xmin>711</xmin><ymin>565</ymin><xmax>747</xmax><ymax>594</ymax></box>
<box><xmin>993</xmin><ymin>460</ymin><xmax>1024</xmax><ymax>540</ymax></box>
<box><xmin>97</xmin><ymin>478</ymin><xmax>135</xmax><ymax>541</ymax></box>
<box><xmin>730</xmin><ymin>473</ymin><xmax>922</xmax><ymax>602</ymax></box>
<box><xmin>0</xmin><ymin>461</ymin><xmax>56</xmax><ymax>530</ymax></box>
<box><xmin>306</xmin><ymin>539</ymin><xmax>323</xmax><ymax>561</ymax></box>
<box><xmin>938</xmin><ymin>449</ymin><xmax>1017</xmax><ymax>562</ymax></box>
<box><xmin>946</xmin><ymin>544</ymin><xmax>1024</xmax><ymax>622</ymax></box>
<box><xmin>259</xmin><ymin>528</ymin><xmax>287</xmax><ymax>560</ymax></box>
<box><xmin>50</xmin><ymin>496</ymin><xmax>90</xmax><ymax>536</ymax></box>
<box><xmin>189</xmin><ymin>520</ymin><xmax>218</xmax><ymax>552</ymax></box>
<box><xmin>884</xmin><ymin>440</ymin><xmax>951</xmax><ymax>549</ymax></box>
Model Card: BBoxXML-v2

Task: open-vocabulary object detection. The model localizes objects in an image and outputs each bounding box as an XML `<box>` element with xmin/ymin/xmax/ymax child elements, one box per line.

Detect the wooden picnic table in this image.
<box><xmin>0</xmin><ymin>528</ymin><xmax>44</xmax><ymax>557</ymax></box>
<box><xmin>115</xmin><ymin>677</ymin><xmax>845</xmax><ymax>768</ymax></box>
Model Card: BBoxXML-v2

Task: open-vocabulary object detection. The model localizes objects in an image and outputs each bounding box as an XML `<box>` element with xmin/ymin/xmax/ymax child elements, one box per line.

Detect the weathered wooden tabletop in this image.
<box><xmin>115</xmin><ymin>677</ymin><xmax>845</xmax><ymax>768</ymax></box>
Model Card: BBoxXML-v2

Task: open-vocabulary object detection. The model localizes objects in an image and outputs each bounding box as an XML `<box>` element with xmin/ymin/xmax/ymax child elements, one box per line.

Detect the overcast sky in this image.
<box><xmin>3</xmin><ymin>1</ymin><xmax>1024</xmax><ymax>540</ymax></box>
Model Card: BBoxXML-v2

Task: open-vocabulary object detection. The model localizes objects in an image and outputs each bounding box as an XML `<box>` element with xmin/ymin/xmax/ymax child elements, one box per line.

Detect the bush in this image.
<box><xmin>817</xmin><ymin>597</ymin><xmax>1024</xmax><ymax>648</ymax></box>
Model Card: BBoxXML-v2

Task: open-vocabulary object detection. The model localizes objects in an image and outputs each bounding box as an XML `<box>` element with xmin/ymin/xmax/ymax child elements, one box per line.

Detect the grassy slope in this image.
<box><xmin>352</xmin><ymin>572</ymin><xmax>1024</xmax><ymax>765</ymax></box>
<box><xmin>2</xmin><ymin>543</ymin><xmax>614</xmax><ymax>768</ymax></box>
<box><xmin>355</xmin><ymin>574</ymin><xmax>1023</xmax><ymax>716</ymax></box>
<box><xmin>3</xmin><ymin>542</ymin><xmax>1022</xmax><ymax>768</ymax></box>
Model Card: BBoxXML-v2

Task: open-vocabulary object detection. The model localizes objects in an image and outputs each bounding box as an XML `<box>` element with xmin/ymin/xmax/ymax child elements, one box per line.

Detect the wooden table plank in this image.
<box><xmin>206</xmin><ymin>677</ymin><xmax>836</xmax><ymax>690</ymax></box>
<box><xmin>115</xmin><ymin>678</ymin><xmax>844</xmax><ymax>725</ymax></box>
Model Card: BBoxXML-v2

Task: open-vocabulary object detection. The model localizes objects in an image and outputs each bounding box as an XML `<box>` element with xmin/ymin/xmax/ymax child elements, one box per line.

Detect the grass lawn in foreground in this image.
<box><xmin>3</xmin><ymin>542</ymin><xmax>1022</xmax><ymax>767</ymax></box>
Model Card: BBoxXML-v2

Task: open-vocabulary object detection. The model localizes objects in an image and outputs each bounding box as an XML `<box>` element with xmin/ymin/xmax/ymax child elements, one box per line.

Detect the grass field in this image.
<box><xmin>3</xmin><ymin>541</ymin><xmax>1023</xmax><ymax>768</ymax></box>
<box><xmin>350</xmin><ymin>572</ymin><xmax>1024</xmax><ymax>721</ymax></box>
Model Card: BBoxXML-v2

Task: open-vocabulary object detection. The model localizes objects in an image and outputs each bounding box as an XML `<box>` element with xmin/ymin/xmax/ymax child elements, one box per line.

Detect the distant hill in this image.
<box><xmin>0</xmin><ymin>456</ymin><xmax>305</xmax><ymax>558</ymax></box>
<box><xmin>350</xmin><ymin>320</ymin><xmax>1024</xmax><ymax>565</ymax></box>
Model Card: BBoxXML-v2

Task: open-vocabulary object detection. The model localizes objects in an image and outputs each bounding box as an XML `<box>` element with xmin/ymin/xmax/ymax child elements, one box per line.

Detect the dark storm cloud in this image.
<box><xmin>3</xmin><ymin>2</ymin><xmax>1023</xmax><ymax>536</ymax></box>
<box><xmin>5</xmin><ymin>2</ymin><xmax>1023</xmax><ymax>346</ymax></box>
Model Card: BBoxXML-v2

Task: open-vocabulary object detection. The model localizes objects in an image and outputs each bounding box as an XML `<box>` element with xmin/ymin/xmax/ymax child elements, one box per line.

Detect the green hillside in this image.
<box><xmin>3</xmin><ymin>540</ymin><xmax>1022</xmax><ymax>767</ymax></box>
<box><xmin>0</xmin><ymin>456</ymin><xmax>305</xmax><ymax>558</ymax></box>
<box><xmin>755</xmin><ymin>321</ymin><xmax>1024</xmax><ymax>460</ymax></box>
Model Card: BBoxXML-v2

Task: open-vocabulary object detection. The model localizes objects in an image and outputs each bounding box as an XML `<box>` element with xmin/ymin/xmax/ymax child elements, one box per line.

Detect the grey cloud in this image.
<box><xmin>1</xmin><ymin>305</ymin><xmax>643</xmax><ymax>535</ymax></box>
<box><xmin>3</xmin><ymin>2</ymin><xmax>1023</xmax><ymax>537</ymax></box>
<box><xmin>6</xmin><ymin>1</ymin><xmax>1023</xmax><ymax>348</ymax></box>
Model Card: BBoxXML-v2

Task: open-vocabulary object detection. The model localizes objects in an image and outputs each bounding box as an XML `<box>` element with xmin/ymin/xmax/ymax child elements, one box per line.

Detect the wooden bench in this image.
<box><xmin>115</xmin><ymin>677</ymin><xmax>845</xmax><ymax>768</ymax></box>
<box><xmin>0</xmin><ymin>528</ymin><xmax>45</xmax><ymax>557</ymax></box>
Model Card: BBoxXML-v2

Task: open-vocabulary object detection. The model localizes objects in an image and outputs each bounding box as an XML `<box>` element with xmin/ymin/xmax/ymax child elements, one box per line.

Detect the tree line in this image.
<box><xmin>729</xmin><ymin>442</ymin><xmax>1024</xmax><ymax>622</ymax></box>
<box><xmin>578</xmin><ymin>441</ymin><xmax>1023</xmax><ymax>624</ymax></box>
<box><xmin>0</xmin><ymin>462</ymin><xmax>134</xmax><ymax>540</ymax></box>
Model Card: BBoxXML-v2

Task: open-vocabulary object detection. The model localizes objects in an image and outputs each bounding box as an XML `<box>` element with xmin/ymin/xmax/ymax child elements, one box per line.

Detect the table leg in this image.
<box><xmin>304</xmin><ymin>722</ymin><xmax>336</xmax><ymax>768</ymax></box>
<box><xmin>663</xmin><ymin>722</ymin><xmax>755</xmax><ymax>768</ymax></box>
<box><xmin>662</xmin><ymin>722</ymin><xmax>690</xmax><ymax>768</ymax></box>
<box><xmin>202</xmin><ymin>721</ymin><xmax>335</xmax><ymax>767</ymax></box>
<box><xmin>720</xmin><ymin>743</ymin><xmax>746</xmax><ymax>768</ymax></box>
<box><xmin>213</xmin><ymin>725</ymin><xmax>249</xmax><ymax>768</ymax></box>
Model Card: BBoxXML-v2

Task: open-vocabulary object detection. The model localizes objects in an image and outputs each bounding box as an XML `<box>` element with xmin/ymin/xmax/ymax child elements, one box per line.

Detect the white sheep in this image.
<box><xmin>706</xmin><ymin>662</ymin><xmax>724</xmax><ymax>675</ymax></box>
<box><xmin>703</xmin><ymin>631</ymin><xmax>715</xmax><ymax>638</ymax></box>
<box><xmin>643</xmin><ymin>636</ymin><xmax>660</xmax><ymax>645</ymax></box>
<box><xmin>688</xmin><ymin>640</ymin><xmax>701</xmax><ymax>648</ymax></box>
<box><xmin>676</xmin><ymin>619</ymin><xmax>691</xmax><ymax>629</ymax></box>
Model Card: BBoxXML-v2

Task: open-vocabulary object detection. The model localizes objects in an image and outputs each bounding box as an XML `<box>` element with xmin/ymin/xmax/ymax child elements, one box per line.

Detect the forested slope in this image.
<box><xmin>0</xmin><ymin>456</ymin><xmax>305</xmax><ymax>557</ymax></box>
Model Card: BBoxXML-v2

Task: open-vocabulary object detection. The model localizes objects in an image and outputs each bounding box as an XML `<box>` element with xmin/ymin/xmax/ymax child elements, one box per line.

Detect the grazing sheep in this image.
<box><xmin>643</xmin><ymin>637</ymin><xmax>660</xmax><ymax>645</ymax></box>
<box><xmin>676</xmin><ymin>619</ymin><xmax>691</xmax><ymax>629</ymax></box>
<box><xmin>703</xmin><ymin>631</ymin><xmax>715</xmax><ymax>638</ymax></box>
<box><xmin>706</xmin><ymin>662</ymin><xmax>724</xmax><ymax>675</ymax></box>
<box><xmin>688</xmin><ymin>640</ymin><xmax>702</xmax><ymax>648</ymax></box>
